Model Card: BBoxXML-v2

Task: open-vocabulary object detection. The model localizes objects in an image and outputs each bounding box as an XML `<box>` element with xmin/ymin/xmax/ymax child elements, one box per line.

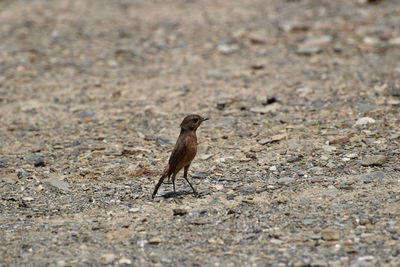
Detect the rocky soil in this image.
<box><xmin>1</xmin><ymin>0</ymin><xmax>400</xmax><ymax>266</ymax></box>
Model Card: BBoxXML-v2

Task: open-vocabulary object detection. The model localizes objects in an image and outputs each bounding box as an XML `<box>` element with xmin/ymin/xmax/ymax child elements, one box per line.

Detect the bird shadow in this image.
<box><xmin>161</xmin><ymin>190</ymin><xmax>194</xmax><ymax>199</ymax></box>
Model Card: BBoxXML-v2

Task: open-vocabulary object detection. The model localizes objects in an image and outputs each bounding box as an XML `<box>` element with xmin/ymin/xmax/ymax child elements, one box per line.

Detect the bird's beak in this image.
<box><xmin>202</xmin><ymin>117</ymin><xmax>209</xmax><ymax>122</ymax></box>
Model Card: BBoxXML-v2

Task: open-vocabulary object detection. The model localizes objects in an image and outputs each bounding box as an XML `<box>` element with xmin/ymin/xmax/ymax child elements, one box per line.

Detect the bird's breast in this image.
<box><xmin>183</xmin><ymin>134</ymin><xmax>197</xmax><ymax>165</ymax></box>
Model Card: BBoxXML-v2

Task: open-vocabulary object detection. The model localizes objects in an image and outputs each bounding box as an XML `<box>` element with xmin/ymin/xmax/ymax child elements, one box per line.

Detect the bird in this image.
<box><xmin>152</xmin><ymin>114</ymin><xmax>208</xmax><ymax>198</ymax></box>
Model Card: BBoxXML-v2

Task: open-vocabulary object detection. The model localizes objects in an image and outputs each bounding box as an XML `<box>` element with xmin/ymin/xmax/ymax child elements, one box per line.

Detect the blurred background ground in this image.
<box><xmin>0</xmin><ymin>0</ymin><xmax>399</xmax><ymax>266</ymax></box>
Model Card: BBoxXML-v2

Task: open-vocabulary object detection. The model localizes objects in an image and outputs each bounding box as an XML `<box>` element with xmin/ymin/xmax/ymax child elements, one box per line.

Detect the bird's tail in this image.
<box><xmin>152</xmin><ymin>164</ymin><xmax>169</xmax><ymax>198</ymax></box>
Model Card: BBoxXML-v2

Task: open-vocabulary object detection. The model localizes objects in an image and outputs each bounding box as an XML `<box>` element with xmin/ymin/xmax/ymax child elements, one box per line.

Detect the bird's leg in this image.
<box><xmin>171</xmin><ymin>173</ymin><xmax>177</xmax><ymax>198</ymax></box>
<box><xmin>152</xmin><ymin>174</ymin><xmax>166</xmax><ymax>199</ymax></box>
<box><xmin>184</xmin><ymin>165</ymin><xmax>197</xmax><ymax>195</ymax></box>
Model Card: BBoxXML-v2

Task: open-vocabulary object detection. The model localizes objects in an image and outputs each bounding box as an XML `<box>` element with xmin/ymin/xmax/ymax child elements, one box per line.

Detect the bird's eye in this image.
<box><xmin>193</xmin><ymin>118</ymin><xmax>199</xmax><ymax>122</ymax></box>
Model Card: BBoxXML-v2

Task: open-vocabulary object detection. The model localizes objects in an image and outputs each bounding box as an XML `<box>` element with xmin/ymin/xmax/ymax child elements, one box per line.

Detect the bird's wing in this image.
<box><xmin>167</xmin><ymin>135</ymin><xmax>187</xmax><ymax>176</ymax></box>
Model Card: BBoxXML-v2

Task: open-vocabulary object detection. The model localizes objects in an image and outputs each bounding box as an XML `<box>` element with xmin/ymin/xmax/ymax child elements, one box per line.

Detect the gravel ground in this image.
<box><xmin>1</xmin><ymin>0</ymin><xmax>400</xmax><ymax>266</ymax></box>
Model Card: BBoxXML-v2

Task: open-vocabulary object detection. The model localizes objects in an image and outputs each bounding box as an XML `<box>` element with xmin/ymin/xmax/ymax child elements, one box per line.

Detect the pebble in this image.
<box><xmin>357</xmin><ymin>171</ymin><xmax>387</xmax><ymax>183</ymax></box>
<box><xmin>2</xmin><ymin>173</ymin><xmax>18</xmax><ymax>184</ymax></box>
<box><xmin>200</xmin><ymin>154</ymin><xmax>213</xmax><ymax>160</ymax></box>
<box><xmin>269</xmin><ymin>166</ymin><xmax>277</xmax><ymax>171</ymax></box>
<box><xmin>361</xmin><ymin>155</ymin><xmax>386</xmax><ymax>166</ymax></box>
<box><xmin>148</xmin><ymin>238</ymin><xmax>162</xmax><ymax>244</ymax></box>
<box><xmin>321</xmin><ymin>228</ymin><xmax>340</xmax><ymax>241</ymax></box>
<box><xmin>355</xmin><ymin>103</ymin><xmax>382</xmax><ymax>113</ymax></box>
<box><xmin>276</xmin><ymin>177</ymin><xmax>295</xmax><ymax>185</ymax></box>
<box><xmin>279</xmin><ymin>21</ymin><xmax>310</xmax><ymax>32</ymax></box>
<box><xmin>216</xmin><ymin>100</ymin><xmax>228</xmax><ymax>110</ymax></box>
<box><xmin>250</xmin><ymin>103</ymin><xmax>281</xmax><ymax>113</ymax></box>
<box><xmin>217</xmin><ymin>42</ymin><xmax>239</xmax><ymax>55</ymax></box>
<box><xmin>101</xmin><ymin>253</ymin><xmax>116</xmax><ymax>264</ymax></box>
<box><xmin>0</xmin><ymin>157</ymin><xmax>8</xmax><ymax>168</ymax></box>
<box><xmin>258</xmin><ymin>134</ymin><xmax>287</xmax><ymax>145</ymax></box>
<box><xmin>302</xmin><ymin>36</ymin><xmax>332</xmax><ymax>47</ymax></box>
<box><xmin>237</xmin><ymin>185</ymin><xmax>256</xmax><ymax>195</ymax></box>
<box><xmin>355</xmin><ymin>117</ymin><xmax>375</xmax><ymax>125</ymax></box>
<box><xmin>74</xmin><ymin>111</ymin><xmax>95</xmax><ymax>119</ymax></box>
<box><xmin>118</xmin><ymin>258</ymin><xmax>132</xmax><ymax>265</ymax></box>
<box><xmin>173</xmin><ymin>209</ymin><xmax>188</xmax><ymax>216</ymax></box>
<box><xmin>329</xmin><ymin>136</ymin><xmax>349</xmax><ymax>145</ymax></box>
<box><xmin>156</xmin><ymin>135</ymin><xmax>175</xmax><ymax>146</ymax></box>
<box><xmin>45</xmin><ymin>179</ymin><xmax>70</xmax><ymax>191</ymax></box>
<box><xmin>346</xmin><ymin>153</ymin><xmax>358</xmax><ymax>159</ymax></box>
<box><xmin>311</xmin><ymin>260</ymin><xmax>328</xmax><ymax>267</ymax></box>
<box><xmin>322</xmin><ymin>145</ymin><xmax>336</xmax><ymax>153</ymax></box>
<box><xmin>30</xmin><ymin>155</ymin><xmax>45</xmax><ymax>167</ymax></box>
<box><xmin>296</xmin><ymin>46</ymin><xmax>322</xmax><ymax>55</ymax></box>
<box><xmin>386</xmin><ymin>84</ymin><xmax>400</xmax><ymax>97</ymax></box>
<box><xmin>287</xmin><ymin>156</ymin><xmax>301</xmax><ymax>163</ymax></box>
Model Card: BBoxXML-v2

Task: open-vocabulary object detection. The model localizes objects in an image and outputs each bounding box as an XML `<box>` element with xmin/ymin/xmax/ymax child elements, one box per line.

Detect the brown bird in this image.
<box><xmin>152</xmin><ymin>114</ymin><xmax>208</xmax><ymax>198</ymax></box>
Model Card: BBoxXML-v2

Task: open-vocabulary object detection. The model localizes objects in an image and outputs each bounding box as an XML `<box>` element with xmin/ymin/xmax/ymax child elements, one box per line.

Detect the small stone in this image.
<box><xmin>258</xmin><ymin>133</ymin><xmax>286</xmax><ymax>145</ymax></box>
<box><xmin>200</xmin><ymin>154</ymin><xmax>213</xmax><ymax>160</ymax></box>
<box><xmin>144</xmin><ymin>135</ymin><xmax>156</xmax><ymax>141</ymax></box>
<box><xmin>74</xmin><ymin>111</ymin><xmax>95</xmax><ymax>119</ymax></box>
<box><xmin>118</xmin><ymin>258</ymin><xmax>132</xmax><ymax>265</ymax></box>
<box><xmin>250</xmin><ymin>103</ymin><xmax>281</xmax><ymax>113</ymax></box>
<box><xmin>358</xmin><ymin>171</ymin><xmax>387</xmax><ymax>183</ymax></box>
<box><xmin>148</xmin><ymin>238</ymin><xmax>162</xmax><ymax>244</ymax></box>
<box><xmin>22</xmin><ymin>196</ymin><xmax>34</xmax><ymax>201</ymax></box>
<box><xmin>212</xmin><ymin>184</ymin><xmax>224</xmax><ymax>190</ymax></box>
<box><xmin>217</xmin><ymin>42</ymin><xmax>239</xmax><ymax>55</ymax></box>
<box><xmin>101</xmin><ymin>253</ymin><xmax>116</xmax><ymax>264</ymax></box>
<box><xmin>311</xmin><ymin>260</ymin><xmax>328</xmax><ymax>267</ymax></box>
<box><xmin>156</xmin><ymin>135</ymin><xmax>175</xmax><ymax>146</ymax></box>
<box><xmin>305</xmin><ymin>35</ymin><xmax>332</xmax><ymax>46</ymax></box>
<box><xmin>358</xmin><ymin>255</ymin><xmax>375</xmax><ymax>262</ymax></box>
<box><xmin>296</xmin><ymin>46</ymin><xmax>322</xmax><ymax>55</ymax></box>
<box><xmin>270</xmin><ymin>238</ymin><xmax>284</xmax><ymax>245</ymax></box>
<box><xmin>322</xmin><ymin>145</ymin><xmax>337</xmax><ymax>153</ymax></box>
<box><xmin>388</xmin><ymin>37</ymin><xmax>400</xmax><ymax>46</ymax></box>
<box><xmin>237</xmin><ymin>185</ymin><xmax>256</xmax><ymax>195</ymax></box>
<box><xmin>258</xmin><ymin>138</ymin><xmax>271</xmax><ymax>145</ymax></box>
<box><xmin>310</xmin><ymin>234</ymin><xmax>321</xmax><ymax>240</ymax></box>
<box><xmin>386</xmin><ymin>83</ymin><xmax>400</xmax><ymax>97</ymax></box>
<box><xmin>355</xmin><ymin>103</ymin><xmax>382</xmax><ymax>113</ymax></box>
<box><xmin>361</xmin><ymin>155</ymin><xmax>386</xmax><ymax>166</ymax></box>
<box><xmin>329</xmin><ymin>136</ymin><xmax>349</xmax><ymax>145</ymax></box>
<box><xmin>45</xmin><ymin>179</ymin><xmax>70</xmax><ymax>191</ymax></box>
<box><xmin>287</xmin><ymin>156</ymin><xmax>301</xmax><ymax>163</ymax></box>
<box><xmin>250</xmin><ymin>63</ymin><xmax>264</xmax><ymax>70</ymax></box>
<box><xmin>279</xmin><ymin>21</ymin><xmax>310</xmax><ymax>32</ymax></box>
<box><xmin>30</xmin><ymin>155</ymin><xmax>45</xmax><ymax>167</ymax></box>
<box><xmin>208</xmin><ymin>238</ymin><xmax>217</xmax><ymax>244</ymax></box>
<box><xmin>216</xmin><ymin>100</ymin><xmax>228</xmax><ymax>110</ymax></box>
<box><xmin>271</xmin><ymin>133</ymin><xmax>287</xmax><ymax>142</ymax></box>
<box><xmin>355</xmin><ymin>117</ymin><xmax>375</xmax><ymax>125</ymax></box>
<box><xmin>269</xmin><ymin>166</ymin><xmax>277</xmax><ymax>171</ymax></box>
<box><xmin>276</xmin><ymin>177</ymin><xmax>295</xmax><ymax>185</ymax></box>
<box><xmin>321</xmin><ymin>228</ymin><xmax>340</xmax><ymax>241</ymax></box>
<box><xmin>242</xmin><ymin>198</ymin><xmax>256</xmax><ymax>205</ymax></box>
<box><xmin>2</xmin><ymin>173</ymin><xmax>18</xmax><ymax>184</ymax></box>
<box><xmin>173</xmin><ymin>208</ymin><xmax>188</xmax><ymax>216</ymax></box>
<box><xmin>0</xmin><ymin>157</ymin><xmax>8</xmax><ymax>168</ymax></box>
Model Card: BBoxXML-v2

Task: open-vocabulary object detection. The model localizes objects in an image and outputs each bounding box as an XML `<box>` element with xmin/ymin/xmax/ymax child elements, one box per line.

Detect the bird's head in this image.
<box><xmin>180</xmin><ymin>114</ymin><xmax>208</xmax><ymax>131</ymax></box>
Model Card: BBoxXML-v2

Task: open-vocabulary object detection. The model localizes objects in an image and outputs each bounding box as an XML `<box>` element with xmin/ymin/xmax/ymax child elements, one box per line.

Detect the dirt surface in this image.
<box><xmin>1</xmin><ymin>0</ymin><xmax>400</xmax><ymax>266</ymax></box>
